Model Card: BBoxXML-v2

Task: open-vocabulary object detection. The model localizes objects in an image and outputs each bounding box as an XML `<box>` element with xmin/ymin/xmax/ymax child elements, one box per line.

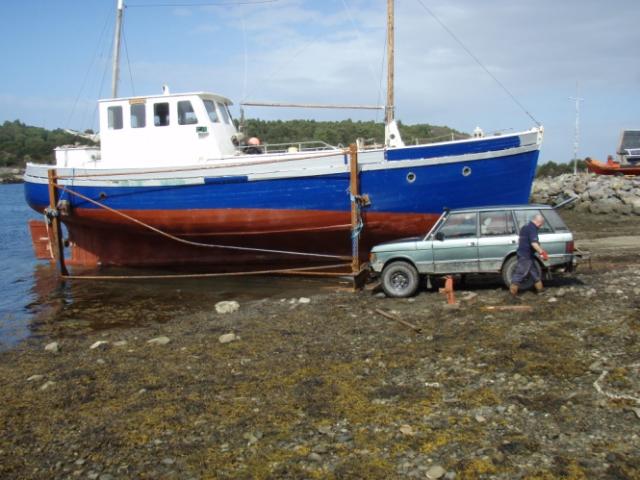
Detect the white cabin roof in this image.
<box><xmin>98</xmin><ymin>91</ymin><xmax>233</xmax><ymax>106</ymax></box>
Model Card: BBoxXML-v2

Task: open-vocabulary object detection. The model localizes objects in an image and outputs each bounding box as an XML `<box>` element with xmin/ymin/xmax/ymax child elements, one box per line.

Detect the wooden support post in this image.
<box><xmin>47</xmin><ymin>169</ymin><xmax>69</xmax><ymax>276</ymax></box>
<box><xmin>349</xmin><ymin>144</ymin><xmax>368</xmax><ymax>290</ymax></box>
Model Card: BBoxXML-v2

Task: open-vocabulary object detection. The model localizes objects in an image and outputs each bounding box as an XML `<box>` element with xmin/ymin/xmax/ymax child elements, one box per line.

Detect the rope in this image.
<box><xmin>61</xmin><ymin>263</ymin><xmax>351</xmax><ymax>281</ymax></box>
<box><xmin>56</xmin><ymin>183</ymin><xmax>351</xmax><ymax>261</ymax></box>
<box><xmin>54</xmin><ymin>148</ymin><xmax>348</xmax><ymax>180</ymax></box>
<box><xmin>414</xmin><ymin>0</ymin><xmax>541</xmax><ymax>127</ymax></box>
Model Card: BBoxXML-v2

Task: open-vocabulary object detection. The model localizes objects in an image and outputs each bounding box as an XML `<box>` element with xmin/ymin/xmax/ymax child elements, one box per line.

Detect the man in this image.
<box><xmin>510</xmin><ymin>214</ymin><xmax>549</xmax><ymax>296</ymax></box>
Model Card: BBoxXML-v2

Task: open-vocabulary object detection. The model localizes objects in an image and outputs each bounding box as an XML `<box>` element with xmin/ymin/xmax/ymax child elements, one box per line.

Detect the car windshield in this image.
<box><xmin>437</xmin><ymin>212</ymin><xmax>477</xmax><ymax>238</ymax></box>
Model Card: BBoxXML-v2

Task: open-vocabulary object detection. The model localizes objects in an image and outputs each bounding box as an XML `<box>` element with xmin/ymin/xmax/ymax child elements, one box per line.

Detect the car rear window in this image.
<box><xmin>541</xmin><ymin>209</ymin><xmax>570</xmax><ymax>232</ymax></box>
<box><xmin>514</xmin><ymin>209</ymin><xmax>553</xmax><ymax>233</ymax></box>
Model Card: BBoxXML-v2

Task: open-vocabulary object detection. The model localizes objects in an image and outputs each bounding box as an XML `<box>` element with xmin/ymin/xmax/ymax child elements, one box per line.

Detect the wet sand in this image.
<box><xmin>1</xmin><ymin>211</ymin><xmax>639</xmax><ymax>479</ymax></box>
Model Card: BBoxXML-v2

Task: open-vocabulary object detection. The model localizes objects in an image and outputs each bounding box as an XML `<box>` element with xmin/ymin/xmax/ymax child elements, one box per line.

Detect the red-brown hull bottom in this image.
<box><xmin>59</xmin><ymin>209</ymin><xmax>439</xmax><ymax>268</ymax></box>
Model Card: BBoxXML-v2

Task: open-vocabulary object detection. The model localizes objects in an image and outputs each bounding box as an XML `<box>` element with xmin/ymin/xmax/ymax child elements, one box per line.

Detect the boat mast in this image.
<box><xmin>385</xmin><ymin>0</ymin><xmax>394</xmax><ymax>125</ymax></box>
<box><xmin>111</xmin><ymin>0</ymin><xmax>124</xmax><ymax>98</ymax></box>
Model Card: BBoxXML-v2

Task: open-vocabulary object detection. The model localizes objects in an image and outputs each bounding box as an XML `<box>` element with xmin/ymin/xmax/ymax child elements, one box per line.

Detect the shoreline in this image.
<box><xmin>1</xmin><ymin>212</ymin><xmax>639</xmax><ymax>479</ymax></box>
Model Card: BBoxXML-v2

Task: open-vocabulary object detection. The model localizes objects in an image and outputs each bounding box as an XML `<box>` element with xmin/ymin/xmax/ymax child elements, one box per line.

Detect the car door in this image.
<box><xmin>431</xmin><ymin>212</ymin><xmax>479</xmax><ymax>273</ymax></box>
<box><xmin>477</xmin><ymin>210</ymin><xmax>518</xmax><ymax>272</ymax></box>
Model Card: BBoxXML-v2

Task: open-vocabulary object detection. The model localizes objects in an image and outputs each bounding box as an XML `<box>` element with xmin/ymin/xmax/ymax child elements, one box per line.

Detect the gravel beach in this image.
<box><xmin>1</xmin><ymin>210</ymin><xmax>639</xmax><ymax>479</ymax></box>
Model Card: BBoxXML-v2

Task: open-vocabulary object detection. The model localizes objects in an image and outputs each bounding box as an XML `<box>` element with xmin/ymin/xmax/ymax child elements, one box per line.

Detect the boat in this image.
<box><xmin>24</xmin><ymin>0</ymin><xmax>543</xmax><ymax>268</ymax></box>
<box><xmin>586</xmin><ymin>130</ymin><xmax>640</xmax><ymax>176</ymax></box>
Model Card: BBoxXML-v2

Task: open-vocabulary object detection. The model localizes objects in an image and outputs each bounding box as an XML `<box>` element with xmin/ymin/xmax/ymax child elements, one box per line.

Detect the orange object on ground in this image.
<box><xmin>439</xmin><ymin>275</ymin><xmax>456</xmax><ymax>304</ymax></box>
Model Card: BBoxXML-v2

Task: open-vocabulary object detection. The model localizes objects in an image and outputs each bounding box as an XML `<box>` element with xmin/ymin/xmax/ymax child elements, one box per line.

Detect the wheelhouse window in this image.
<box><xmin>130</xmin><ymin>104</ymin><xmax>146</xmax><ymax>128</ymax></box>
<box><xmin>178</xmin><ymin>100</ymin><xmax>198</xmax><ymax>125</ymax></box>
<box><xmin>438</xmin><ymin>212</ymin><xmax>477</xmax><ymax>239</ymax></box>
<box><xmin>217</xmin><ymin>101</ymin><xmax>231</xmax><ymax>124</ymax></box>
<box><xmin>480</xmin><ymin>211</ymin><xmax>516</xmax><ymax>236</ymax></box>
<box><xmin>203</xmin><ymin>100</ymin><xmax>219</xmax><ymax>123</ymax></box>
<box><xmin>514</xmin><ymin>209</ymin><xmax>553</xmax><ymax>233</ymax></box>
<box><xmin>107</xmin><ymin>106</ymin><xmax>123</xmax><ymax>130</ymax></box>
<box><xmin>154</xmin><ymin>102</ymin><xmax>170</xmax><ymax>126</ymax></box>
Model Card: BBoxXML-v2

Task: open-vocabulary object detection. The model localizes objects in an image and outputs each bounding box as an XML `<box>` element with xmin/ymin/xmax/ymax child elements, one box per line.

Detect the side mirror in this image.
<box><xmin>435</xmin><ymin>232</ymin><xmax>445</xmax><ymax>241</ymax></box>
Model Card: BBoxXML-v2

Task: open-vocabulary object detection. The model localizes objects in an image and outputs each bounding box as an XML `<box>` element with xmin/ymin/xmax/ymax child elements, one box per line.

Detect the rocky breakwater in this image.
<box><xmin>531</xmin><ymin>173</ymin><xmax>640</xmax><ymax>215</ymax></box>
<box><xmin>0</xmin><ymin>167</ymin><xmax>24</xmax><ymax>184</ymax></box>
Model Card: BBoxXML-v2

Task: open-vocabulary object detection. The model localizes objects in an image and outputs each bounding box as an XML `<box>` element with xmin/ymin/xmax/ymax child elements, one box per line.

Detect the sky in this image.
<box><xmin>1</xmin><ymin>0</ymin><xmax>639</xmax><ymax>164</ymax></box>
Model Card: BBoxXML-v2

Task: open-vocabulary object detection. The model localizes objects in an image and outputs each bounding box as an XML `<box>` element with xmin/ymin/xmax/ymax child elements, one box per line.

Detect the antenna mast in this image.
<box><xmin>569</xmin><ymin>82</ymin><xmax>584</xmax><ymax>175</ymax></box>
<box><xmin>385</xmin><ymin>0</ymin><xmax>394</xmax><ymax>125</ymax></box>
<box><xmin>111</xmin><ymin>0</ymin><xmax>125</xmax><ymax>98</ymax></box>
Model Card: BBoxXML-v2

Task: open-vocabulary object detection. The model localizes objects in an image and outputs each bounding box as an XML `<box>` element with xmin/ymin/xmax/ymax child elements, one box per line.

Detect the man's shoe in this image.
<box><xmin>534</xmin><ymin>281</ymin><xmax>544</xmax><ymax>293</ymax></box>
<box><xmin>510</xmin><ymin>284</ymin><xmax>519</xmax><ymax>296</ymax></box>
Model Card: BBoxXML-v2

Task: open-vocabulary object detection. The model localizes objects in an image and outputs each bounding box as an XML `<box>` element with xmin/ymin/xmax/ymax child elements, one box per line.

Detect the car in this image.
<box><xmin>369</xmin><ymin>204</ymin><xmax>576</xmax><ymax>298</ymax></box>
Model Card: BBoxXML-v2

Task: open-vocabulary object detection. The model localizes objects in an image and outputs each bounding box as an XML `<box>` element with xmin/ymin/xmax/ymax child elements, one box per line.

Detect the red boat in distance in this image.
<box><xmin>585</xmin><ymin>156</ymin><xmax>640</xmax><ymax>176</ymax></box>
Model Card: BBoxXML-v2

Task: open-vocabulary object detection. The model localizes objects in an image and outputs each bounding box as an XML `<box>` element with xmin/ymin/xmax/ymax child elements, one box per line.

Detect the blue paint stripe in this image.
<box><xmin>25</xmin><ymin>149</ymin><xmax>539</xmax><ymax>215</ymax></box>
<box><xmin>204</xmin><ymin>175</ymin><xmax>248</xmax><ymax>185</ymax></box>
<box><xmin>385</xmin><ymin>136</ymin><xmax>521</xmax><ymax>161</ymax></box>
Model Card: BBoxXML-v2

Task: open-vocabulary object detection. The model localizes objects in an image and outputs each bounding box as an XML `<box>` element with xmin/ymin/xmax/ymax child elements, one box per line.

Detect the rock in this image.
<box><xmin>298</xmin><ymin>297</ymin><xmax>311</xmax><ymax>304</ymax></box>
<box><xmin>547</xmin><ymin>297</ymin><xmax>558</xmax><ymax>303</ymax></box>
<box><xmin>317</xmin><ymin>425</ymin><xmax>333</xmax><ymax>435</ymax></box>
<box><xmin>99</xmin><ymin>474</ymin><xmax>114</xmax><ymax>480</ymax></box>
<box><xmin>461</xmin><ymin>292</ymin><xmax>478</xmax><ymax>303</ymax></box>
<box><xmin>90</xmin><ymin>340</ymin><xmax>109</xmax><ymax>350</ymax></box>
<box><xmin>113</xmin><ymin>340</ymin><xmax>128</xmax><ymax>347</ymax></box>
<box><xmin>215</xmin><ymin>300</ymin><xmax>240</xmax><ymax>314</ymax></box>
<box><xmin>426</xmin><ymin>465</ymin><xmax>446</xmax><ymax>479</ymax></box>
<box><xmin>44</xmin><ymin>342</ymin><xmax>59</xmax><ymax>353</ymax></box>
<box><xmin>40</xmin><ymin>381</ymin><xmax>56</xmax><ymax>391</ymax></box>
<box><xmin>308</xmin><ymin>452</ymin><xmax>323</xmax><ymax>462</ymax></box>
<box><xmin>147</xmin><ymin>336</ymin><xmax>171</xmax><ymax>345</ymax></box>
<box><xmin>218</xmin><ymin>333</ymin><xmax>237</xmax><ymax>344</ymax></box>
<box><xmin>161</xmin><ymin>458</ymin><xmax>175</xmax><ymax>465</ymax></box>
<box><xmin>27</xmin><ymin>374</ymin><xmax>44</xmax><ymax>382</ymax></box>
<box><xmin>475</xmin><ymin>415</ymin><xmax>486</xmax><ymax>423</ymax></box>
<box><xmin>399</xmin><ymin>424</ymin><xmax>415</xmax><ymax>436</ymax></box>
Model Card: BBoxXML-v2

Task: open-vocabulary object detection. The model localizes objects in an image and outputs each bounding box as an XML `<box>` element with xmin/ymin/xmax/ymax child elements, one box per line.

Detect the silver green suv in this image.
<box><xmin>369</xmin><ymin>205</ymin><xmax>576</xmax><ymax>298</ymax></box>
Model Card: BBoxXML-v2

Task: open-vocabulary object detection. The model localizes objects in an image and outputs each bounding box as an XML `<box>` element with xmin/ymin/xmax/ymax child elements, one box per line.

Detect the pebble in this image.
<box><xmin>399</xmin><ymin>424</ymin><xmax>415</xmax><ymax>436</ymax></box>
<box><xmin>218</xmin><ymin>333</ymin><xmax>237</xmax><ymax>344</ymax></box>
<box><xmin>308</xmin><ymin>452</ymin><xmax>323</xmax><ymax>462</ymax></box>
<box><xmin>147</xmin><ymin>336</ymin><xmax>170</xmax><ymax>345</ymax></box>
<box><xmin>113</xmin><ymin>340</ymin><xmax>128</xmax><ymax>347</ymax></box>
<box><xmin>90</xmin><ymin>340</ymin><xmax>109</xmax><ymax>350</ymax></box>
<box><xmin>426</xmin><ymin>465</ymin><xmax>446</xmax><ymax>479</ymax></box>
<box><xmin>547</xmin><ymin>297</ymin><xmax>558</xmax><ymax>303</ymax></box>
<box><xmin>99</xmin><ymin>474</ymin><xmax>114</xmax><ymax>480</ymax></box>
<box><xmin>215</xmin><ymin>300</ymin><xmax>240</xmax><ymax>314</ymax></box>
<box><xmin>161</xmin><ymin>458</ymin><xmax>175</xmax><ymax>465</ymax></box>
<box><xmin>27</xmin><ymin>374</ymin><xmax>44</xmax><ymax>382</ymax></box>
<box><xmin>40</xmin><ymin>381</ymin><xmax>56</xmax><ymax>391</ymax></box>
<box><xmin>44</xmin><ymin>342</ymin><xmax>59</xmax><ymax>353</ymax></box>
<box><xmin>298</xmin><ymin>297</ymin><xmax>311</xmax><ymax>304</ymax></box>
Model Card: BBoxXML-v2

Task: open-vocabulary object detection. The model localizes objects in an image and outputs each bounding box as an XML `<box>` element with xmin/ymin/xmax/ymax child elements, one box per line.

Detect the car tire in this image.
<box><xmin>381</xmin><ymin>261</ymin><xmax>419</xmax><ymax>298</ymax></box>
<box><xmin>502</xmin><ymin>256</ymin><xmax>541</xmax><ymax>290</ymax></box>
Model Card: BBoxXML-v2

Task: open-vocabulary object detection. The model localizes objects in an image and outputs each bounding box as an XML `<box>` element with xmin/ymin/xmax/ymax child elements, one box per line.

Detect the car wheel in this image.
<box><xmin>502</xmin><ymin>256</ymin><xmax>541</xmax><ymax>290</ymax></box>
<box><xmin>381</xmin><ymin>261</ymin><xmax>419</xmax><ymax>298</ymax></box>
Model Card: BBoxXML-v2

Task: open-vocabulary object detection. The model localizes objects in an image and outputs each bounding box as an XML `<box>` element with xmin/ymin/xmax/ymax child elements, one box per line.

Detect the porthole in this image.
<box><xmin>406</xmin><ymin>172</ymin><xmax>416</xmax><ymax>183</ymax></box>
<box><xmin>99</xmin><ymin>192</ymin><xmax>107</xmax><ymax>200</ymax></box>
<box><xmin>462</xmin><ymin>166</ymin><xmax>472</xmax><ymax>177</ymax></box>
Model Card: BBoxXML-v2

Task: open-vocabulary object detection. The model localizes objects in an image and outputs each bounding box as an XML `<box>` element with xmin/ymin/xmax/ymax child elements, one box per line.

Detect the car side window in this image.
<box><xmin>479</xmin><ymin>210</ymin><xmax>516</xmax><ymax>236</ymax></box>
<box><xmin>514</xmin><ymin>209</ymin><xmax>553</xmax><ymax>233</ymax></box>
<box><xmin>438</xmin><ymin>212</ymin><xmax>477</xmax><ymax>239</ymax></box>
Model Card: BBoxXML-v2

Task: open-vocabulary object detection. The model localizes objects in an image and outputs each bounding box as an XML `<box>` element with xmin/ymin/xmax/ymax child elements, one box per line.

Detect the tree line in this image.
<box><xmin>1</xmin><ymin>118</ymin><xmax>585</xmax><ymax>178</ymax></box>
<box><xmin>0</xmin><ymin>120</ymin><xmax>95</xmax><ymax>167</ymax></box>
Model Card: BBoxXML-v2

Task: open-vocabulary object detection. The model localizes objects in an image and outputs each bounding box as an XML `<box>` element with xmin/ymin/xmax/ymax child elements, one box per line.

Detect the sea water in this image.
<box><xmin>0</xmin><ymin>183</ymin><xmax>332</xmax><ymax>350</ymax></box>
